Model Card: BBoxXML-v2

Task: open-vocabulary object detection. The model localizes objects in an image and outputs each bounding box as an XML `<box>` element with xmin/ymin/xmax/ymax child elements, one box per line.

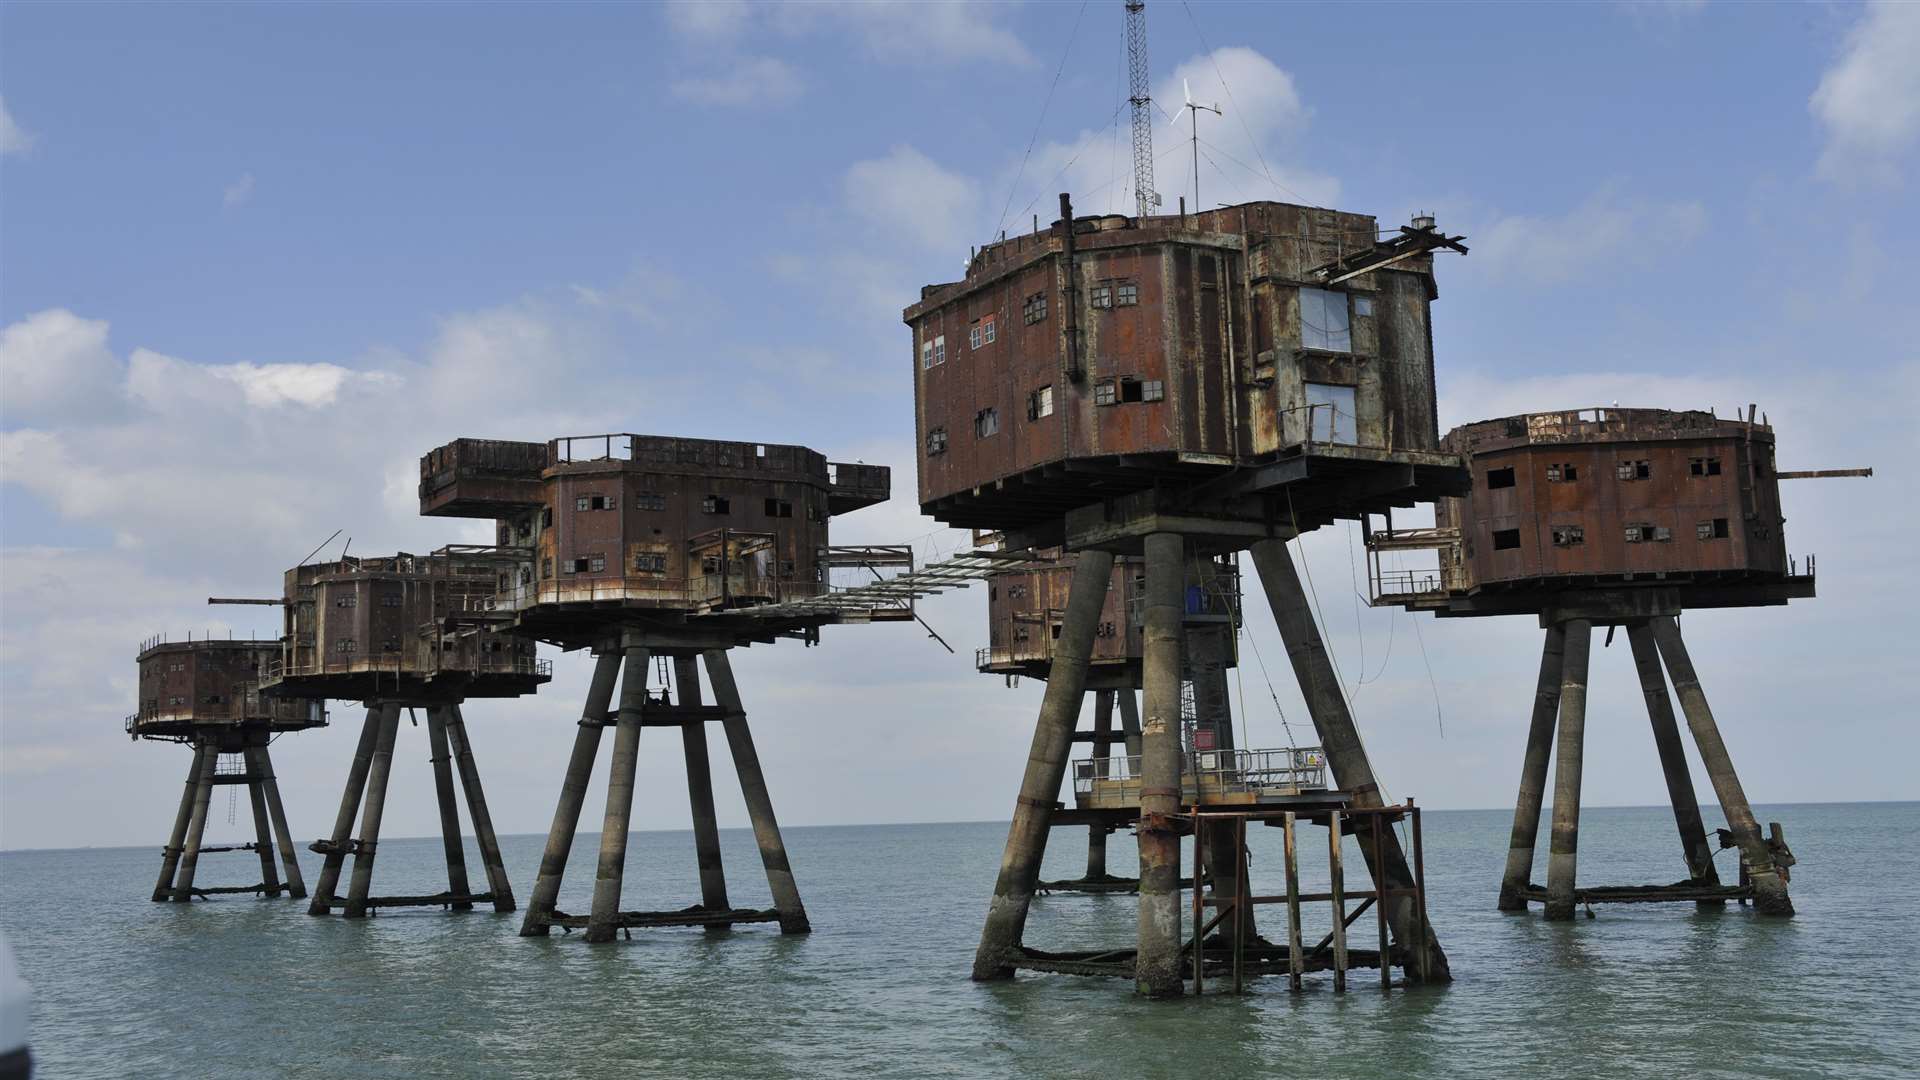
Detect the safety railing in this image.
<box><xmin>1073</xmin><ymin>746</ymin><xmax>1329</xmax><ymax>808</ymax></box>
<box><xmin>1374</xmin><ymin>568</ymin><xmax>1443</xmax><ymax>597</ymax></box>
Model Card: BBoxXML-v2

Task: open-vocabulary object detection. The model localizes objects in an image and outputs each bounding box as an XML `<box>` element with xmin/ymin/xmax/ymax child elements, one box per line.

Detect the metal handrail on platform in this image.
<box><xmin>1073</xmin><ymin>746</ymin><xmax>1328</xmax><ymax>807</ymax></box>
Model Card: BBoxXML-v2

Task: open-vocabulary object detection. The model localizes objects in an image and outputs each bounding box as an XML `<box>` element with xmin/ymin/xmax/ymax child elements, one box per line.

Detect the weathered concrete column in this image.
<box><xmin>1117</xmin><ymin>685</ymin><xmax>1143</xmax><ymax>760</ymax></box>
<box><xmin>521</xmin><ymin>649</ymin><xmax>622</xmax><ymax>936</ymax></box>
<box><xmin>1651</xmin><ymin>616</ymin><xmax>1792</xmax><ymax>916</ymax></box>
<box><xmin>705</xmin><ymin>648</ymin><xmax>811</xmax><ymax>934</ymax></box>
<box><xmin>1626</xmin><ymin>622</ymin><xmax>1720</xmax><ymax>890</ymax></box>
<box><xmin>343</xmin><ymin>704</ymin><xmax>403</xmax><ymax>918</ymax></box>
<box><xmin>1544</xmin><ymin>620</ymin><xmax>1593</xmax><ymax>921</ymax></box>
<box><xmin>244</xmin><ymin>752</ymin><xmax>282</xmax><ymax>894</ymax></box>
<box><xmin>445</xmin><ymin>705</ymin><xmax>514</xmax><ymax>912</ymax></box>
<box><xmin>248</xmin><ymin>745</ymin><xmax>307</xmax><ymax>898</ymax></box>
<box><xmin>153</xmin><ymin>743</ymin><xmax>208</xmax><ymax>901</ymax></box>
<box><xmin>310</xmin><ymin>706</ymin><xmax>383</xmax><ymax>915</ymax></box>
<box><xmin>1248</xmin><ymin>537</ymin><xmax>1451</xmax><ymax>981</ymax></box>
<box><xmin>970</xmin><ymin>550</ymin><xmax>1114</xmax><ymax>980</ymax></box>
<box><xmin>585</xmin><ymin>647</ymin><xmax>649</xmax><ymax>943</ymax></box>
<box><xmin>1498</xmin><ymin>624</ymin><xmax>1567</xmax><ymax>911</ymax></box>
<box><xmin>426</xmin><ymin>708</ymin><xmax>474</xmax><ymax>910</ymax></box>
<box><xmin>1136</xmin><ymin>532</ymin><xmax>1187</xmax><ymax>998</ymax></box>
<box><xmin>171</xmin><ymin>742</ymin><xmax>221</xmax><ymax>901</ymax></box>
<box><xmin>674</xmin><ymin>654</ymin><xmax>732</xmax><ymax>923</ymax></box>
<box><xmin>1085</xmin><ymin>689</ymin><xmax>1115</xmax><ymax>880</ymax></box>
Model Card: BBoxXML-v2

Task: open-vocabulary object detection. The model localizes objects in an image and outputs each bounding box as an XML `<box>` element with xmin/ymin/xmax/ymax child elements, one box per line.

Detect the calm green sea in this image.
<box><xmin>3</xmin><ymin>803</ymin><xmax>1915</xmax><ymax>1079</ymax></box>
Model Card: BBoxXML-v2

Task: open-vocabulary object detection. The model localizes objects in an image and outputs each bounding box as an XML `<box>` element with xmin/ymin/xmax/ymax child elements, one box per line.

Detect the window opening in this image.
<box><xmin>703</xmin><ymin>495</ymin><xmax>731</xmax><ymax>514</ymax></box>
<box><xmin>1689</xmin><ymin>457</ymin><xmax>1722</xmax><ymax>477</ymax></box>
<box><xmin>1028</xmin><ymin>385</ymin><xmax>1054</xmax><ymax>420</ymax></box>
<box><xmin>1491</xmin><ymin>528</ymin><xmax>1522</xmax><ymax>551</ymax></box>
<box><xmin>974</xmin><ymin>408</ymin><xmax>999</xmax><ymax>437</ymax></box>
<box><xmin>1303</xmin><ymin>382</ymin><xmax>1358</xmax><ymax>445</ymax></box>
<box><xmin>1552</xmin><ymin>525</ymin><xmax>1585</xmax><ymax>547</ymax></box>
<box><xmin>1094</xmin><ymin>379</ymin><xmax>1117</xmax><ymax>406</ymax></box>
<box><xmin>1300</xmin><ymin>287</ymin><xmax>1352</xmax><ymax>351</ymax></box>
<box><xmin>1487</xmin><ymin>467</ymin><xmax>1516</xmax><ymax>489</ymax></box>
<box><xmin>925</xmin><ymin>427</ymin><xmax>948</xmax><ymax>455</ymax></box>
<box><xmin>765</xmin><ymin>498</ymin><xmax>794</xmax><ymax>518</ymax></box>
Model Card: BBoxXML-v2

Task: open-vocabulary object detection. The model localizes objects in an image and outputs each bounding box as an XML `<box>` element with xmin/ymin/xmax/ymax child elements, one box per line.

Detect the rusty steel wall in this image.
<box><xmin>1437</xmin><ymin>411</ymin><xmax>1789</xmax><ymax>590</ymax></box>
<box><xmin>282</xmin><ymin>556</ymin><xmax>534</xmax><ymax>685</ymax></box>
<box><xmin>906</xmin><ymin>201</ymin><xmax>1444</xmax><ymax>519</ymax></box>
<box><xmin>981</xmin><ymin>554</ymin><xmax>1141</xmax><ymax>671</ymax></box>
<box><xmin>132</xmin><ymin>639</ymin><xmax>321</xmax><ymax>738</ymax></box>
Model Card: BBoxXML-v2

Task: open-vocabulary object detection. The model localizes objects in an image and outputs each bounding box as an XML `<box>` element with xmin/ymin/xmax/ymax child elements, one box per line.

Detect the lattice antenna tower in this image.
<box><xmin>1125</xmin><ymin>0</ymin><xmax>1160</xmax><ymax>218</ymax></box>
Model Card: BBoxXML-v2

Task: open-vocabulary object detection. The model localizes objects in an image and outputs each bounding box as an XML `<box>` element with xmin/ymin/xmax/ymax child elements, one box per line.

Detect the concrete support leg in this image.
<box><xmin>1651</xmin><ymin>616</ymin><xmax>1792</xmax><ymax>916</ymax></box>
<box><xmin>1498</xmin><ymin>625</ymin><xmax>1567</xmax><ymax>911</ymax></box>
<box><xmin>1117</xmin><ymin>686</ymin><xmax>1143</xmax><ymax>761</ymax></box>
<box><xmin>245</xmin><ymin>759</ymin><xmax>282</xmax><ymax>894</ymax></box>
<box><xmin>674</xmin><ymin>655</ymin><xmax>732</xmax><ymax>925</ymax></box>
<box><xmin>249</xmin><ymin>745</ymin><xmax>307</xmax><ymax>898</ymax></box>
<box><xmin>1086</xmin><ymin>690</ymin><xmax>1114</xmax><ymax>880</ymax></box>
<box><xmin>585</xmin><ymin>647</ymin><xmax>649</xmax><ymax>943</ymax></box>
<box><xmin>521</xmin><ymin>649</ymin><xmax>622</xmax><ymax>936</ymax></box>
<box><xmin>1135</xmin><ymin>532</ymin><xmax>1187</xmax><ymax>998</ymax></box>
<box><xmin>970</xmin><ymin>551</ymin><xmax>1114</xmax><ymax>980</ymax></box>
<box><xmin>343</xmin><ymin>704</ymin><xmax>402</xmax><ymax>919</ymax></box>
<box><xmin>426</xmin><ymin>708</ymin><xmax>474</xmax><ymax>911</ymax></box>
<box><xmin>310</xmin><ymin>706</ymin><xmax>383</xmax><ymax>915</ymax></box>
<box><xmin>1626</xmin><ymin>622</ymin><xmax>1720</xmax><ymax>890</ymax></box>
<box><xmin>171</xmin><ymin>744</ymin><xmax>221</xmax><ymax>901</ymax></box>
<box><xmin>1248</xmin><ymin>537</ymin><xmax>1451</xmax><ymax>982</ymax></box>
<box><xmin>1544</xmin><ymin>620</ymin><xmax>1593</xmax><ymax>921</ymax></box>
<box><xmin>705</xmin><ymin>649</ymin><xmax>811</xmax><ymax>935</ymax></box>
<box><xmin>445</xmin><ymin>705</ymin><xmax>514</xmax><ymax>912</ymax></box>
<box><xmin>153</xmin><ymin>744</ymin><xmax>208</xmax><ymax>901</ymax></box>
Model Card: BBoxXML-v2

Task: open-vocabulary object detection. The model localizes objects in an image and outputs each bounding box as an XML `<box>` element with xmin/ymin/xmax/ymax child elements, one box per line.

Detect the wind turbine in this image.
<box><xmin>1177</xmin><ymin>78</ymin><xmax>1221</xmax><ymax>215</ymax></box>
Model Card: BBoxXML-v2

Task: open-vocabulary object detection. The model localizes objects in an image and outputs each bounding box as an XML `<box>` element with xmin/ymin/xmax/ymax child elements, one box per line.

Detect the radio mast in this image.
<box><xmin>1125</xmin><ymin>0</ymin><xmax>1160</xmax><ymax>218</ymax></box>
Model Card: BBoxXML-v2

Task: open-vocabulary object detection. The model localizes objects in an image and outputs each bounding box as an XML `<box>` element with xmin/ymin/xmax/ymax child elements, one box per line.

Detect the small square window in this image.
<box><xmin>1624</xmin><ymin>524</ymin><xmax>1657</xmax><ymax>543</ymax></box>
<box><xmin>1552</xmin><ymin>525</ymin><xmax>1584</xmax><ymax>547</ymax></box>
<box><xmin>969</xmin><ymin>325</ymin><xmax>982</xmax><ymax>350</ymax></box>
<box><xmin>1487</xmin><ymin>467</ymin><xmax>1516</xmax><ymax>490</ymax></box>
<box><xmin>1120</xmin><ymin>377</ymin><xmax>1144</xmax><ymax>403</ymax></box>
<box><xmin>983</xmin><ymin>316</ymin><xmax>996</xmax><ymax>343</ymax></box>
<box><xmin>336</xmin><ymin>595</ymin><xmax>358</xmax><ymax>608</ymax></box>
<box><xmin>1689</xmin><ymin>457</ymin><xmax>1722</xmax><ymax>477</ymax></box>
<box><xmin>1353</xmin><ymin>295</ymin><xmax>1373</xmax><ymax>317</ymax></box>
<box><xmin>337</xmin><ymin>639</ymin><xmax>357</xmax><ymax>654</ymax></box>
<box><xmin>925</xmin><ymin>427</ymin><xmax>948</xmax><ymax>455</ymax></box>
<box><xmin>1140</xmin><ymin>379</ymin><xmax>1164</xmax><ymax>402</ymax></box>
<box><xmin>589</xmin><ymin>555</ymin><xmax>606</xmax><ymax>572</ymax></box>
<box><xmin>703</xmin><ymin>495</ymin><xmax>731</xmax><ymax>514</ymax></box>
<box><xmin>974</xmin><ymin>408</ymin><xmax>999</xmax><ymax>438</ymax></box>
<box><xmin>380</xmin><ymin>594</ymin><xmax>402</xmax><ymax>608</ymax></box>
<box><xmin>1091</xmin><ymin>284</ymin><xmax>1112</xmax><ymax>309</ymax></box>
<box><xmin>1023</xmin><ymin>292</ymin><xmax>1048</xmax><ymax>324</ymax></box>
<box><xmin>1094</xmin><ymin>379</ymin><xmax>1117</xmax><ymax>406</ymax></box>
<box><xmin>765</xmin><ymin>498</ymin><xmax>793</xmax><ymax>518</ymax></box>
<box><xmin>702</xmin><ymin>555</ymin><xmax>723</xmax><ymax>575</ymax></box>
<box><xmin>1617</xmin><ymin>460</ymin><xmax>1652</xmax><ymax>481</ymax></box>
<box><xmin>1115</xmin><ymin>281</ymin><xmax>1137</xmax><ymax>306</ymax></box>
<box><xmin>1491</xmin><ymin>528</ymin><xmax>1522</xmax><ymax>551</ymax></box>
<box><xmin>1028</xmin><ymin>385</ymin><xmax>1054</xmax><ymax>420</ymax></box>
<box><xmin>634</xmin><ymin>553</ymin><xmax>667</xmax><ymax>572</ymax></box>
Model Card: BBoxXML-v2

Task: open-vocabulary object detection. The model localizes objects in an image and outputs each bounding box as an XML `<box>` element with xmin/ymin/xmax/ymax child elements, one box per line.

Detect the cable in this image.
<box><xmin>995</xmin><ymin>0</ymin><xmax>1091</xmax><ymax>238</ymax></box>
<box><xmin>1178</xmin><ymin>0</ymin><xmax>1314</xmax><ymax>206</ymax></box>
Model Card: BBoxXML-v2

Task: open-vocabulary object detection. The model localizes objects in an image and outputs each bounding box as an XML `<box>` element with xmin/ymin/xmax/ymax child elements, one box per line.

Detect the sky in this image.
<box><xmin>1</xmin><ymin>0</ymin><xmax>1916</xmax><ymax>852</ymax></box>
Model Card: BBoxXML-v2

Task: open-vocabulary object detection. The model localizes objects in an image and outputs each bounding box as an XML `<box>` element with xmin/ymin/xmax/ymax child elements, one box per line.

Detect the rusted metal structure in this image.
<box><xmin>130</xmin><ymin>635</ymin><xmax>324</xmax><ymax>902</ymax></box>
<box><xmin>1366</xmin><ymin>407</ymin><xmax>1853</xmax><ymax>919</ymax></box>
<box><xmin>420</xmin><ymin>432</ymin><xmax>1002</xmax><ymax>945</ymax></box>
<box><xmin>978</xmin><ymin>549</ymin><xmax>1243</xmax><ymax>895</ymax></box>
<box><xmin>911</xmin><ymin>195</ymin><xmax>1468</xmax><ymax>995</ymax></box>
<box><xmin>234</xmin><ymin>552</ymin><xmax>552</xmax><ymax>919</ymax></box>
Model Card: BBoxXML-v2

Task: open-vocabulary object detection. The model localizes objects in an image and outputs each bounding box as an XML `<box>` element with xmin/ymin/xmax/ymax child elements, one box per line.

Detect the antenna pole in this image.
<box><xmin>1126</xmin><ymin>0</ymin><xmax>1157</xmax><ymax>218</ymax></box>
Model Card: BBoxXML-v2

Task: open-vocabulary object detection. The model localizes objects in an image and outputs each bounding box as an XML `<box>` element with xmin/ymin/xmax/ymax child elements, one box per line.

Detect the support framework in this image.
<box><xmin>152</xmin><ymin>736</ymin><xmax>308</xmax><ymax>903</ymax></box>
<box><xmin>1497</xmin><ymin>614</ymin><xmax>1793</xmax><ymax>918</ymax></box>
<box><xmin>519</xmin><ymin>642</ymin><xmax>810</xmax><ymax>941</ymax></box>
<box><xmin>970</xmin><ymin>538</ymin><xmax>1448</xmax><ymax>994</ymax></box>
<box><xmin>307</xmin><ymin>702</ymin><xmax>516</xmax><ymax>917</ymax></box>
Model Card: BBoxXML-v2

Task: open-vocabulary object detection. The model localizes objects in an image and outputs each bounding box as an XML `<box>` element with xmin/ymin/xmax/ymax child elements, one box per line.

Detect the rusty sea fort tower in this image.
<box><xmin>131</xmin><ymin>635</ymin><xmax>324</xmax><ymax>903</ymax></box>
<box><xmin>911</xmin><ymin>195</ymin><xmax>1469</xmax><ymax>995</ymax></box>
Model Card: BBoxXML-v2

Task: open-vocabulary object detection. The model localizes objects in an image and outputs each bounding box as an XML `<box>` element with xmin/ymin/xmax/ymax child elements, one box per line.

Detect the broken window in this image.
<box><xmin>1028</xmin><ymin>385</ymin><xmax>1054</xmax><ymax>420</ymax></box>
<box><xmin>634</xmin><ymin>553</ymin><xmax>667</xmax><ymax>572</ymax></box>
<box><xmin>765</xmin><ymin>498</ymin><xmax>793</xmax><ymax>518</ymax></box>
<box><xmin>337</xmin><ymin>638</ymin><xmax>357</xmax><ymax>654</ymax></box>
<box><xmin>974</xmin><ymin>407</ymin><xmax>999</xmax><ymax>437</ymax></box>
<box><xmin>1008</xmin><ymin>583</ymin><xmax>1026</xmax><ymax>599</ymax></box>
<box><xmin>1141</xmin><ymin>380</ymin><xmax>1164</xmax><ymax>402</ymax></box>
<box><xmin>634</xmin><ymin>493</ymin><xmax>666</xmax><ymax>511</ymax></box>
<box><xmin>335</xmin><ymin>595</ymin><xmax>358</xmax><ymax>608</ymax></box>
<box><xmin>1624</xmin><ymin>524</ymin><xmax>1667</xmax><ymax>543</ymax></box>
<box><xmin>779</xmin><ymin>560</ymin><xmax>796</xmax><ymax>578</ymax></box>
<box><xmin>1299</xmin><ymin>287</ymin><xmax>1351</xmax><ymax>352</ymax></box>
<box><xmin>1617</xmin><ymin>460</ymin><xmax>1652</xmax><ymax>481</ymax></box>
<box><xmin>575</xmin><ymin>494</ymin><xmax>615</xmax><ymax>511</ymax></box>
<box><xmin>1091</xmin><ymin>284</ymin><xmax>1112</xmax><ymax>309</ymax></box>
<box><xmin>925</xmin><ymin>427</ymin><xmax>948</xmax><ymax>455</ymax></box>
<box><xmin>1486</xmin><ymin>467</ymin><xmax>1516</xmax><ymax>490</ymax></box>
<box><xmin>1547</xmin><ymin>463</ymin><xmax>1579</xmax><ymax>482</ymax></box>
<box><xmin>1120</xmin><ymin>377</ymin><xmax>1144</xmax><ymax>403</ymax></box>
<box><xmin>1094</xmin><ymin>379</ymin><xmax>1117</xmax><ymax>406</ymax></box>
<box><xmin>565</xmin><ymin>556</ymin><xmax>595</xmax><ymax>574</ymax></box>
<box><xmin>1697</xmin><ymin>518</ymin><xmax>1730</xmax><ymax>540</ymax></box>
<box><xmin>1689</xmin><ymin>457</ymin><xmax>1722</xmax><ymax>477</ymax></box>
<box><xmin>1023</xmin><ymin>292</ymin><xmax>1048</xmax><ymax>324</ymax></box>
<box><xmin>380</xmin><ymin>594</ymin><xmax>402</xmax><ymax>608</ymax></box>
<box><xmin>1303</xmin><ymin>382</ymin><xmax>1358</xmax><ymax>444</ymax></box>
<box><xmin>1491</xmin><ymin>528</ymin><xmax>1522</xmax><ymax>551</ymax></box>
<box><xmin>1115</xmin><ymin>281</ymin><xmax>1138</xmax><ymax>306</ymax></box>
<box><xmin>1552</xmin><ymin>525</ymin><xmax>1585</xmax><ymax>547</ymax></box>
<box><xmin>702</xmin><ymin>495</ymin><xmax>731</xmax><ymax>514</ymax></box>
<box><xmin>540</xmin><ymin>506</ymin><xmax>553</xmax><ymax>528</ymax></box>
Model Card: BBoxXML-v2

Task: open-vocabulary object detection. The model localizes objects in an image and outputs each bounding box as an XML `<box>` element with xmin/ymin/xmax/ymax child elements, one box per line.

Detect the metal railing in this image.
<box><xmin>263</xmin><ymin>652</ymin><xmax>550</xmax><ymax>682</ymax></box>
<box><xmin>1374</xmin><ymin>568</ymin><xmax>1444</xmax><ymax>597</ymax></box>
<box><xmin>1073</xmin><ymin>746</ymin><xmax>1328</xmax><ymax>808</ymax></box>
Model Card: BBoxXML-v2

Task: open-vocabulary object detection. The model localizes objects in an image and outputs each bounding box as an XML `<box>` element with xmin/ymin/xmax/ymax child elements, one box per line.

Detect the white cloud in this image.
<box><xmin>1811</xmin><ymin>0</ymin><xmax>1920</xmax><ymax>184</ymax></box>
<box><xmin>0</xmin><ymin>96</ymin><xmax>33</xmax><ymax>156</ymax></box>
<box><xmin>1468</xmin><ymin>186</ymin><xmax>1707</xmax><ymax>285</ymax></box>
<box><xmin>664</xmin><ymin>0</ymin><xmax>1035</xmax><ymax>66</ymax></box>
<box><xmin>843</xmin><ymin>145</ymin><xmax>983</xmax><ymax>252</ymax></box>
<box><xmin>671</xmin><ymin>55</ymin><xmax>804</xmax><ymax>107</ymax></box>
<box><xmin>0</xmin><ymin>308</ymin><xmax>124</xmax><ymax>425</ymax></box>
<box><xmin>223</xmin><ymin>171</ymin><xmax>255</xmax><ymax>207</ymax></box>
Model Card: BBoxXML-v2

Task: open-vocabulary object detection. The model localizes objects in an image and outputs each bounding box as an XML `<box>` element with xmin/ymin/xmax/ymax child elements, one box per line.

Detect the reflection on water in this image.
<box><xmin>4</xmin><ymin>804</ymin><xmax>1916</xmax><ymax>1079</ymax></box>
